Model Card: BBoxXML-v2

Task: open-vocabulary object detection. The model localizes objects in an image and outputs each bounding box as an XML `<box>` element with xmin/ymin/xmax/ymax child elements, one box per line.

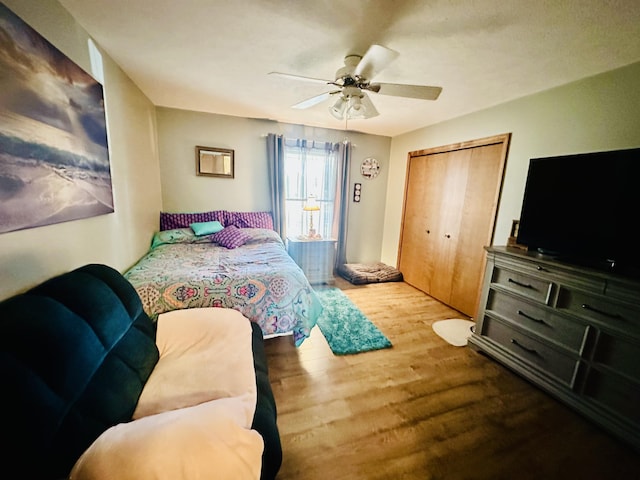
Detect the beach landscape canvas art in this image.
<box><xmin>0</xmin><ymin>3</ymin><xmax>113</xmax><ymax>234</ymax></box>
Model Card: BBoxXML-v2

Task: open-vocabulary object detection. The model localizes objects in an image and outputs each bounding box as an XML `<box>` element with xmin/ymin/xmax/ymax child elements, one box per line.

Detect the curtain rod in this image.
<box><xmin>261</xmin><ymin>133</ymin><xmax>356</xmax><ymax>148</ymax></box>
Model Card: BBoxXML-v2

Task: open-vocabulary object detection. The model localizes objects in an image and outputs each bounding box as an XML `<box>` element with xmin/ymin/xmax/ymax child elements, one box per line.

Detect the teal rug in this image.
<box><xmin>314</xmin><ymin>287</ymin><xmax>392</xmax><ymax>355</ymax></box>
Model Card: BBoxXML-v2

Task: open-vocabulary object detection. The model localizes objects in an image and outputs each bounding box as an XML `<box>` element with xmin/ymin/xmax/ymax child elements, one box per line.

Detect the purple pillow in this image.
<box><xmin>160</xmin><ymin>210</ymin><xmax>226</xmax><ymax>231</ymax></box>
<box><xmin>225</xmin><ymin>211</ymin><xmax>274</xmax><ymax>230</ymax></box>
<box><xmin>211</xmin><ymin>225</ymin><xmax>251</xmax><ymax>249</ymax></box>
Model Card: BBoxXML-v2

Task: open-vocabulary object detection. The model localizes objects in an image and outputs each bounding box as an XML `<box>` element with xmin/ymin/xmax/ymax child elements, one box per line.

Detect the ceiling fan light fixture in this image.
<box><xmin>347</xmin><ymin>95</ymin><xmax>366</xmax><ymax>119</ymax></box>
<box><xmin>360</xmin><ymin>93</ymin><xmax>379</xmax><ymax>119</ymax></box>
<box><xmin>329</xmin><ymin>96</ymin><xmax>347</xmax><ymax>119</ymax></box>
<box><xmin>282</xmin><ymin>44</ymin><xmax>441</xmax><ymax>122</ymax></box>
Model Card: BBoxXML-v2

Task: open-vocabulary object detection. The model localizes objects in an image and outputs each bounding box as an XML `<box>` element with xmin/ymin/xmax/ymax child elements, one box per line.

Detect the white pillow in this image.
<box><xmin>70</xmin><ymin>397</ymin><xmax>263</xmax><ymax>480</ymax></box>
<box><xmin>133</xmin><ymin>308</ymin><xmax>257</xmax><ymax>425</ymax></box>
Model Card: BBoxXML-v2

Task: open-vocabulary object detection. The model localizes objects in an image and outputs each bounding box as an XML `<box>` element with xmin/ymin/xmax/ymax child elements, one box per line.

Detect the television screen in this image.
<box><xmin>516</xmin><ymin>147</ymin><xmax>640</xmax><ymax>276</ymax></box>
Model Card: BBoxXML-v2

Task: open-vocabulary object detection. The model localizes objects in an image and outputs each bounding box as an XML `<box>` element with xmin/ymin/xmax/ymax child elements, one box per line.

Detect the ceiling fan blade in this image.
<box><xmin>373</xmin><ymin>82</ymin><xmax>443</xmax><ymax>100</ymax></box>
<box><xmin>354</xmin><ymin>44</ymin><xmax>399</xmax><ymax>80</ymax></box>
<box><xmin>269</xmin><ymin>71</ymin><xmax>331</xmax><ymax>85</ymax></box>
<box><xmin>292</xmin><ymin>92</ymin><xmax>333</xmax><ymax>109</ymax></box>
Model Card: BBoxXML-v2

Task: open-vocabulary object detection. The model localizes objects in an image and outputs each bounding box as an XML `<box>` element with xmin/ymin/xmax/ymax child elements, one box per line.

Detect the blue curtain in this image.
<box><xmin>333</xmin><ymin>141</ymin><xmax>351</xmax><ymax>267</ymax></box>
<box><xmin>266</xmin><ymin>133</ymin><xmax>286</xmax><ymax>239</ymax></box>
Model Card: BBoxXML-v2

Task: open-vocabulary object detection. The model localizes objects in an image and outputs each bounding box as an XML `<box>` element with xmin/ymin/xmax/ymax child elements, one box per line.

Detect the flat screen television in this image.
<box><xmin>516</xmin><ymin>146</ymin><xmax>640</xmax><ymax>278</ymax></box>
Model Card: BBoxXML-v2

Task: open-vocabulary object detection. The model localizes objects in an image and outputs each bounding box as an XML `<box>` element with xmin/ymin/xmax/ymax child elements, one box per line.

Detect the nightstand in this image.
<box><xmin>287</xmin><ymin>237</ymin><xmax>337</xmax><ymax>284</ymax></box>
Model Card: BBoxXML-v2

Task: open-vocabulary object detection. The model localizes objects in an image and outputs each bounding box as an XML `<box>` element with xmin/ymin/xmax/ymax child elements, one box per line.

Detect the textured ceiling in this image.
<box><xmin>58</xmin><ymin>0</ymin><xmax>640</xmax><ymax>137</ymax></box>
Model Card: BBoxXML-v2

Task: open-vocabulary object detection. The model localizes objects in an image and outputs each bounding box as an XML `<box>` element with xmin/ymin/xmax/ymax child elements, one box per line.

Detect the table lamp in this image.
<box><xmin>303</xmin><ymin>196</ymin><xmax>321</xmax><ymax>238</ymax></box>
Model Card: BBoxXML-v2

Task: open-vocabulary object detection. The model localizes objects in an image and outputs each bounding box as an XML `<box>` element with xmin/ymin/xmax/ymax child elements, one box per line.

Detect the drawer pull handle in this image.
<box><xmin>511</xmin><ymin>338</ymin><xmax>538</xmax><ymax>355</ymax></box>
<box><xmin>517</xmin><ymin>310</ymin><xmax>546</xmax><ymax>325</ymax></box>
<box><xmin>581</xmin><ymin>304</ymin><xmax>623</xmax><ymax>320</ymax></box>
<box><xmin>508</xmin><ymin>278</ymin><xmax>533</xmax><ymax>289</ymax></box>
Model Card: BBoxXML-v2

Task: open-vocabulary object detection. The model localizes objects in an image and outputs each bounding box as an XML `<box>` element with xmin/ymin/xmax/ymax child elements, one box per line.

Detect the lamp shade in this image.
<box><xmin>360</xmin><ymin>93</ymin><xmax>379</xmax><ymax>119</ymax></box>
<box><xmin>329</xmin><ymin>96</ymin><xmax>347</xmax><ymax>119</ymax></box>
<box><xmin>303</xmin><ymin>196</ymin><xmax>320</xmax><ymax>211</ymax></box>
<box><xmin>347</xmin><ymin>95</ymin><xmax>366</xmax><ymax>118</ymax></box>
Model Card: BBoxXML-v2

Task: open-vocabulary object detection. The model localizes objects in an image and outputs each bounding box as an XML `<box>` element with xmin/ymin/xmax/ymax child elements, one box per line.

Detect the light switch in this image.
<box><xmin>353</xmin><ymin>183</ymin><xmax>361</xmax><ymax>202</ymax></box>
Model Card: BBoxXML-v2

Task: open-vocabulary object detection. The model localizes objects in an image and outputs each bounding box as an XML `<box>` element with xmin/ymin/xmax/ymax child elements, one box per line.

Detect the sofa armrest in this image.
<box><xmin>250</xmin><ymin>323</ymin><xmax>282</xmax><ymax>480</ymax></box>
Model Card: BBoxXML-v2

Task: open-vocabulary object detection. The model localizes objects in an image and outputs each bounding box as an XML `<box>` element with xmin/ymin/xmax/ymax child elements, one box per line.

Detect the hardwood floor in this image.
<box><xmin>264</xmin><ymin>279</ymin><xmax>640</xmax><ymax>479</ymax></box>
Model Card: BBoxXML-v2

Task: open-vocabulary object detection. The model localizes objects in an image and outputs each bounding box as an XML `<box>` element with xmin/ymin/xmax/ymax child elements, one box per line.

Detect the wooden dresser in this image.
<box><xmin>287</xmin><ymin>237</ymin><xmax>336</xmax><ymax>285</ymax></box>
<box><xmin>469</xmin><ymin>246</ymin><xmax>640</xmax><ymax>450</ymax></box>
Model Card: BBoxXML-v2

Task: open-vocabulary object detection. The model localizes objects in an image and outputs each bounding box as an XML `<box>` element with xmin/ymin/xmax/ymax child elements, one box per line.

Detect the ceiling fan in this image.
<box><xmin>269</xmin><ymin>44</ymin><xmax>442</xmax><ymax>120</ymax></box>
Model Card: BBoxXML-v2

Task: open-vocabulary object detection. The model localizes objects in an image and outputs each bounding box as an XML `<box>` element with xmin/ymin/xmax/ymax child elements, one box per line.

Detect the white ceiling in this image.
<box><xmin>58</xmin><ymin>0</ymin><xmax>640</xmax><ymax>137</ymax></box>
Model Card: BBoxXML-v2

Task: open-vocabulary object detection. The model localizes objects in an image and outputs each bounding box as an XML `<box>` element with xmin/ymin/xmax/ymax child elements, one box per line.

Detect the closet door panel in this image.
<box><xmin>449</xmin><ymin>142</ymin><xmax>506</xmax><ymax>315</ymax></box>
<box><xmin>399</xmin><ymin>152</ymin><xmax>447</xmax><ymax>293</ymax></box>
<box><xmin>398</xmin><ymin>153</ymin><xmax>429</xmax><ymax>291</ymax></box>
<box><xmin>429</xmin><ymin>149</ymin><xmax>472</xmax><ymax>304</ymax></box>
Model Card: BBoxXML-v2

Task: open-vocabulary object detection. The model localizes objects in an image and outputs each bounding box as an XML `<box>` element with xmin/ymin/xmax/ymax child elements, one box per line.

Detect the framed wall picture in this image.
<box><xmin>507</xmin><ymin>219</ymin><xmax>528</xmax><ymax>250</ymax></box>
<box><xmin>196</xmin><ymin>146</ymin><xmax>234</xmax><ymax>178</ymax></box>
<box><xmin>0</xmin><ymin>3</ymin><xmax>113</xmax><ymax>234</ymax></box>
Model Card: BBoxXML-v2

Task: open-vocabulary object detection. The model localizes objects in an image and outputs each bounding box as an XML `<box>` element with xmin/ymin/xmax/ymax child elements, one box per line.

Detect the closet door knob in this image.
<box><xmin>444</xmin><ymin>234</ymin><xmax>451</xmax><ymax>238</ymax></box>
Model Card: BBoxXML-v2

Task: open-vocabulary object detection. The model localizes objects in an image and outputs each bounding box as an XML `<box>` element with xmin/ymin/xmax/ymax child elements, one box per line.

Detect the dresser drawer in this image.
<box><xmin>486</xmin><ymin>289</ymin><xmax>588</xmax><ymax>354</ymax></box>
<box><xmin>583</xmin><ymin>369</ymin><xmax>640</xmax><ymax>426</ymax></box>
<box><xmin>556</xmin><ymin>287</ymin><xmax>640</xmax><ymax>337</ymax></box>
<box><xmin>491</xmin><ymin>266</ymin><xmax>554</xmax><ymax>304</ymax></box>
<box><xmin>481</xmin><ymin>316</ymin><xmax>580</xmax><ymax>387</ymax></box>
<box><xmin>593</xmin><ymin>333</ymin><xmax>640</xmax><ymax>383</ymax></box>
<box><xmin>604</xmin><ymin>278</ymin><xmax>640</xmax><ymax>305</ymax></box>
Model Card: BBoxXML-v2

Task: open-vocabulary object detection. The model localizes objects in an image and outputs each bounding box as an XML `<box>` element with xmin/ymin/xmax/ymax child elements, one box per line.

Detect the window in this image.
<box><xmin>283</xmin><ymin>139</ymin><xmax>339</xmax><ymax>238</ymax></box>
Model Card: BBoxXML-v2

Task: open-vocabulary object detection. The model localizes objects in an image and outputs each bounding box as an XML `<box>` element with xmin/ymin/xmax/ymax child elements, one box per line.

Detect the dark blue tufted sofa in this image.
<box><xmin>0</xmin><ymin>264</ymin><xmax>281</xmax><ymax>479</ymax></box>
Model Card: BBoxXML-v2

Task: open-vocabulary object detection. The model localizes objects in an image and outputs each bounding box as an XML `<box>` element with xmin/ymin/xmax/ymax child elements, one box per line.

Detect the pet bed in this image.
<box><xmin>337</xmin><ymin>262</ymin><xmax>403</xmax><ymax>285</ymax></box>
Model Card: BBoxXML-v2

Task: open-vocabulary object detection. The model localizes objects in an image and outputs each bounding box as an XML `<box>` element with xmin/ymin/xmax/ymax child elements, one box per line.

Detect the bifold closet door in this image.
<box><xmin>426</xmin><ymin>148</ymin><xmax>472</xmax><ymax>308</ymax></box>
<box><xmin>398</xmin><ymin>134</ymin><xmax>509</xmax><ymax>317</ymax></box>
<box><xmin>399</xmin><ymin>148</ymin><xmax>472</xmax><ymax>309</ymax></box>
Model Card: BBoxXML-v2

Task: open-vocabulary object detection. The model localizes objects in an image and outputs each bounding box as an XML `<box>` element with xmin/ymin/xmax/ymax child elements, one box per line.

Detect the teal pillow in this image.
<box><xmin>190</xmin><ymin>220</ymin><xmax>224</xmax><ymax>236</ymax></box>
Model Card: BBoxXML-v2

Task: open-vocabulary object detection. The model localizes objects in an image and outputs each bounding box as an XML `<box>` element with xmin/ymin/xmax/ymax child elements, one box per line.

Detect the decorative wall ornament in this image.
<box><xmin>360</xmin><ymin>157</ymin><xmax>380</xmax><ymax>179</ymax></box>
<box><xmin>0</xmin><ymin>3</ymin><xmax>113</xmax><ymax>234</ymax></box>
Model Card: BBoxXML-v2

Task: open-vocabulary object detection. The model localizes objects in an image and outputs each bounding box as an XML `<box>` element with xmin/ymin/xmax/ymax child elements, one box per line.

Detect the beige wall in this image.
<box><xmin>4</xmin><ymin>1</ymin><xmax>638</xmax><ymax>300</ymax></box>
<box><xmin>156</xmin><ymin>108</ymin><xmax>391</xmax><ymax>263</ymax></box>
<box><xmin>0</xmin><ymin>0</ymin><xmax>162</xmax><ymax>300</ymax></box>
<box><xmin>381</xmin><ymin>61</ymin><xmax>640</xmax><ymax>266</ymax></box>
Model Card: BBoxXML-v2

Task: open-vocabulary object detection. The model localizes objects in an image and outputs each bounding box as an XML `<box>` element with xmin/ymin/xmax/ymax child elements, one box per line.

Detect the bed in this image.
<box><xmin>124</xmin><ymin>211</ymin><xmax>323</xmax><ymax>346</ymax></box>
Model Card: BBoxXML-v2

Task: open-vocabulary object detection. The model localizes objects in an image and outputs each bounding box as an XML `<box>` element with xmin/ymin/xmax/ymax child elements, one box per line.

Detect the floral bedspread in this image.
<box><xmin>124</xmin><ymin>228</ymin><xmax>323</xmax><ymax>346</ymax></box>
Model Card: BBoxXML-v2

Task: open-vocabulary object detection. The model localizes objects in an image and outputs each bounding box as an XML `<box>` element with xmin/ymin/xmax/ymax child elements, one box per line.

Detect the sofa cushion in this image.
<box><xmin>72</xmin><ymin>307</ymin><xmax>264</xmax><ymax>480</ymax></box>
<box><xmin>133</xmin><ymin>307</ymin><xmax>257</xmax><ymax>424</ymax></box>
<box><xmin>0</xmin><ymin>264</ymin><xmax>159</xmax><ymax>479</ymax></box>
<box><xmin>70</xmin><ymin>397</ymin><xmax>264</xmax><ymax>480</ymax></box>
